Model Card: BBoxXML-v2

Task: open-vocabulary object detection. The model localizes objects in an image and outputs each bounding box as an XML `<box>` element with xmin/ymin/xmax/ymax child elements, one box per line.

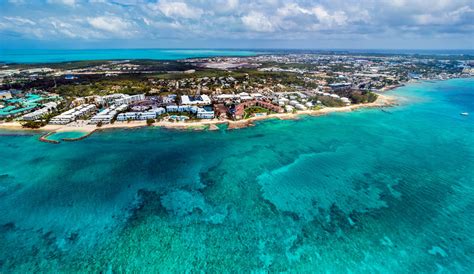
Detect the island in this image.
<box><xmin>1</xmin><ymin>51</ymin><xmax>473</xmax><ymax>141</ymax></box>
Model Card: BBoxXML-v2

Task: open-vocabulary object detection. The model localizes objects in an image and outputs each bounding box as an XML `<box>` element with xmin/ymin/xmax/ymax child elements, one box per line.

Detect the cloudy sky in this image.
<box><xmin>1</xmin><ymin>0</ymin><xmax>473</xmax><ymax>49</ymax></box>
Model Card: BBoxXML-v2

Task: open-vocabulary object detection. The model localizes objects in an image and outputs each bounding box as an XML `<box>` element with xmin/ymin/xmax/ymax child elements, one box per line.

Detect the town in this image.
<box><xmin>1</xmin><ymin>52</ymin><xmax>473</xmax><ymax>130</ymax></box>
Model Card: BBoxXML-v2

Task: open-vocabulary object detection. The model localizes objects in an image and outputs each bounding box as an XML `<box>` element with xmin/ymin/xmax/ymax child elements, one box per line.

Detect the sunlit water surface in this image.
<box><xmin>0</xmin><ymin>79</ymin><xmax>473</xmax><ymax>272</ymax></box>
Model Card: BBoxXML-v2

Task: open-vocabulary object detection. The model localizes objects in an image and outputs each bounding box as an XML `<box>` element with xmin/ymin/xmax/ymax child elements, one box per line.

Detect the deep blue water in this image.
<box><xmin>0</xmin><ymin>49</ymin><xmax>259</xmax><ymax>64</ymax></box>
<box><xmin>0</xmin><ymin>78</ymin><xmax>473</xmax><ymax>272</ymax></box>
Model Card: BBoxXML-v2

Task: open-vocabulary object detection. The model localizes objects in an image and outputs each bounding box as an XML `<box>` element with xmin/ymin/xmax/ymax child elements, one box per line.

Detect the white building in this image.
<box><xmin>114</xmin><ymin>94</ymin><xmax>145</xmax><ymax>105</ymax></box>
<box><xmin>0</xmin><ymin>91</ymin><xmax>12</xmax><ymax>99</ymax></box>
<box><xmin>166</xmin><ymin>105</ymin><xmax>179</xmax><ymax>112</ymax></box>
<box><xmin>295</xmin><ymin>104</ymin><xmax>307</xmax><ymax>110</ymax></box>
<box><xmin>50</xmin><ymin>104</ymin><xmax>96</xmax><ymax>124</ymax></box>
<box><xmin>341</xmin><ymin>97</ymin><xmax>351</xmax><ymax>105</ymax></box>
<box><xmin>116</xmin><ymin>107</ymin><xmax>166</xmax><ymax>121</ymax></box>
<box><xmin>181</xmin><ymin>95</ymin><xmax>211</xmax><ymax>105</ymax></box>
<box><xmin>22</xmin><ymin>102</ymin><xmax>58</xmax><ymax>121</ymax></box>
<box><xmin>289</xmin><ymin>100</ymin><xmax>299</xmax><ymax>106</ymax></box>
<box><xmin>89</xmin><ymin>104</ymin><xmax>128</xmax><ymax>124</ymax></box>
<box><xmin>196</xmin><ymin>107</ymin><xmax>214</xmax><ymax>119</ymax></box>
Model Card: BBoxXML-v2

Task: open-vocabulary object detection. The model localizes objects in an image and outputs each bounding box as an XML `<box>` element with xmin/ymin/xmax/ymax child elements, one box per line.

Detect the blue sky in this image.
<box><xmin>1</xmin><ymin>0</ymin><xmax>473</xmax><ymax>49</ymax></box>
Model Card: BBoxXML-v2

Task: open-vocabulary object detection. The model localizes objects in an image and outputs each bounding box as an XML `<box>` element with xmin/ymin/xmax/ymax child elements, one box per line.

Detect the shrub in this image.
<box><xmin>146</xmin><ymin>118</ymin><xmax>155</xmax><ymax>126</ymax></box>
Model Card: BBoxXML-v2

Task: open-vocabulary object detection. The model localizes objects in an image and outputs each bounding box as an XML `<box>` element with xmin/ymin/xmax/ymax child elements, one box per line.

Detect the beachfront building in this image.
<box><xmin>0</xmin><ymin>91</ymin><xmax>12</xmax><ymax>99</ymax></box>
<box><xmin>196</xmin><ymin>107</ymin><xmax>215</xmax><ymax>119</ymax></box>
<box><xmin>341</xmin><ymin>97</ymin><xmax>351</xmax><ymax>105</ymax></box>
<box><xmin>50</xmin><ymin>104</ymin><xmax>96</xmax><ymax>124</ymax></box>
<box><xmin>214</xmin><ymin>94</ymin><xmax>239</xmax><ymax>103</ymax></box>
<box><xmin>103</xmin><ymin>94</ymin><xmax>124</xmax><ymax>105</ymax></box>
<box><xmin>116</xmin><ymin>107</ymin><xmax>165</xmax><ymax>121</ymax></box>
<box><xmin>165</xmin><ymin>104</ymin><xmax>214</xmax><ymax>119</ymax></box>
<box><xmin>180</xmin><ymin>95</ymin><xmax>211</xmax><ymax>106</ymax></box>
<box><xmin>89</xmin><ymin>104</ymin><xmax>128</xmax><ymax>124</ymax></box>
<box><xmin>233</xmin><ymin>100</ymin><xmax>284</xmax><ymax>120</ymax></box>
<box><xmin>114</xmin><ymin>94</ymin><xmax>145</xmax><ymax>105</ymax></box>
<box><xmin>22</xmin><ymin>102</ymin><xmax>58</xmax><ymax>121</ymax></box>
<box><xmin>295</xmin><ymin>103</ymin><xmax>307</xmax><ymax>110</ymax></box>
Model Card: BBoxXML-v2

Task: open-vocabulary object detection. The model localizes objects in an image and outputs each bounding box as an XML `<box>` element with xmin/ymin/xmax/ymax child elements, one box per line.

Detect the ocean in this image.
<box><xmin>0</xmin><ymin>49</ymin><xmax>259</xmax><ymax>64</ymax></box>
<box><xmin>0</xmin><ymin>78</ymin><xmax>473</xmax><ymax>272</ymax></box>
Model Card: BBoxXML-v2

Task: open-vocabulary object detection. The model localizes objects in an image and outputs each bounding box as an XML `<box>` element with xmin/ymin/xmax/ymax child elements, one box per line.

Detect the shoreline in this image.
<box><xmin>0</xmin><ymin>93</ymin><xmax>397</xmax><ymax>137</ymax></box>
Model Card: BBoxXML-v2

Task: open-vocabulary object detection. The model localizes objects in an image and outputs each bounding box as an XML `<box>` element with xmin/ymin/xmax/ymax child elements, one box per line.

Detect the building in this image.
<box><xmin>114</xmin><ymin>94</ymin><xmax>145</xmax><ymax>105</ymax></box>
<box><xmin>89</xmin><ymin>104</ymin><xmax>127</xmax><ymax>124</ymax></box>
<box><xmin>341</xmin><ymin>97</ymin><xmax>351</xmax><ymax>105</ymax></box>
<box><xmin>233</xmin><ymin>100</ymin><xmax>284</xmax><ymax>120</ymax></box>
<box><xmin>166</xmin><ymin>105</ymin><xmax>179</xmax><ymax>112</ymax></box>
<box><xmin>329</xmin><ymin>82</ymin><xmax>352</xmax><ymax>91</ymax></box>
<box><xmin>214</xmin><ymin>104</ymin><xmax>228</xmax><ymax>119</ymax></box>
<box><xmin>50</xmin><ymin>104</ymin><xmax>96</xmax><ymax>124</ymax></box>
<box><xmin>196</xmin><ymin>107</ymin><xmax>215</xmax><ymax>119</ymax></box>
<box><xmin>22</xmin><ymin>102</ymin><xmax>58</xmax><ymax>121</ymax></box>
<box><xmin>116</xmin><ymin>108</ymin><xmax>166</xmax><ymax>121</ymax></box>
<box><xmin>0</xmin><ymin>91</ymin><xmax>12</xmax><ymax>100</ymax></box>
<box><xmin>180</xmin><ymin>95</ymin><xmax>211</xmax><ymax>105</ymax></box>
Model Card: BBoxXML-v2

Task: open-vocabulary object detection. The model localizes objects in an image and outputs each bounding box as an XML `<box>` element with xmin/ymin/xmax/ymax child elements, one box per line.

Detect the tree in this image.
<box><xmin>22</xmin><ymin>120</ymin><xmax>46</xmax><ymax>129</ymax></box>
<box><xmin>96</xmin><ymin>121</ymin><xmax>103</xmax><ymax>127</ymax></box>
<box><xmin>146</xmin><ymin>118</ymin><xmax>155</xmax><ymax>126</ymax></box>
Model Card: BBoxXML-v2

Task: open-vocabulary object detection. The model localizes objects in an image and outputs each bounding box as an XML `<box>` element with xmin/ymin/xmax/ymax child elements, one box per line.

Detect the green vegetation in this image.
<box><xmin>243</xmin><ymin>106</ymin><xmax>269</xmax><ymax>119</ymax></box>
<box><xmin>350</xmin><ymin>92</ymin><xmax>378</xmax><ymax>104</ymax></box>
<box><xmin>312</xmin><ymin>96</ymin><xmax>346</xmax><ymax>107</ymax></box>
<box><xmin>146</xmin><ymin>118</ymin><xmax>155</xmax><ymax>126</ymax></box>
<box><xmin>21</xmin><ymin>120</ymin><xmax>47</xmax><ymax>129</ymax></box>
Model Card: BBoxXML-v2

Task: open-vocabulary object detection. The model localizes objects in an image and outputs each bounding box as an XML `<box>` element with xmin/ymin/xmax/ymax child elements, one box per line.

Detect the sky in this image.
<box><xmin>0</xmin><ymin>0</ymin><xmax>473</xmax><ymax>50</ymax></box>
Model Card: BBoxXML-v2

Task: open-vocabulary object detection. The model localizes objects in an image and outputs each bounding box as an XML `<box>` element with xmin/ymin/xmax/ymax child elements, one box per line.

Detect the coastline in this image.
<box><xmin>0</xmin><ymin>93</ymin><xmax>397</xmax><ymax>137</ymax></box>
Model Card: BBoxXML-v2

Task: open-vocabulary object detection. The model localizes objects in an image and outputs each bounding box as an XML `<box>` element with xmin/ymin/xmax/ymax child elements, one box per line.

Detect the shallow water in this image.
<box><xmin>0</xmin><ymin>49</ymin><xmax>258</xmax><ymax>63</ymax></box>
<box><xmin>0</xmin><ymin>79</ymin><xmax>473</xmax><ymax>272</ymax></box>
<box><xmin>45</xmin><ymin>131</ymin><xmax>89</xmax><ymax>142</ymax></box>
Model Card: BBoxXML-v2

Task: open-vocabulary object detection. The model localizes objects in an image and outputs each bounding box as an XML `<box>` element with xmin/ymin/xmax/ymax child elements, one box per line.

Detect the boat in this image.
<box><xmin>460</xmin><ymin>112</ymin><xmax>469</xmax><ymax>116</ymax></box>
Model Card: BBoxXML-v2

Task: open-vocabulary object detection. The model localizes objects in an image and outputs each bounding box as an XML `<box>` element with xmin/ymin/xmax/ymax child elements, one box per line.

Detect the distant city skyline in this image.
<box><xmin>1</xmin><ymin>0</ymin><xmax>473</xmax><ymax>50</ymax></box>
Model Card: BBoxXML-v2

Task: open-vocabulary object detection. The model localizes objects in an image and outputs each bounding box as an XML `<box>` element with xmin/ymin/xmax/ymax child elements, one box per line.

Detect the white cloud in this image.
<box><xmin>47</xmin><ymin>0</ymin><xmax>76</xmax><ymax>7</ymax></box>
<box><xmin>3</xmin><ymin>16</ymin><xmax>36</xmax><ymax>25</ymax></box>
<box><xmin>242</xmin><ymin>11</ymin><xmax>275</xmax><ymax>32</ymax></box>
<box><xmin>311</xmin><ymin>6</ymin><xmax>347</xmax><ymax>26</ymax></box>
<box><xmin>151</xmin><ymin>1</ymin><xmax>203</xmax><ymax>19</ymax></box>
<box><xmin>1</xmin><ymin>0</ymin><xmax>472</xmax><ymax>46</ymax></box>
<box><xmin>88</xmin><ymin>16</ymin><xmax>133</xmax><ymax>34</ymax></box>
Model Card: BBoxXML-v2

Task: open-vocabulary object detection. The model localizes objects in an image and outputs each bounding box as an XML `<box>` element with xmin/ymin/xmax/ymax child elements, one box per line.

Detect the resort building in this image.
<box><xmin>341</xmin><ymin>97</ymin><xmax>351</xmax><ymax>105</ymax></box>
<box><xmin>22</xmin><ymin>102</ymin><xmax>58</xmax><ymax>121</ymax></box>
<box><xmin>50</xmin><ymin>104</ymin><xmax>96</xmax><ymax>124</ymax></box>
<box><xmin>233</xmin><ymin>100</ymin><xmax>284</xmax><ymax>120</ymax></box>
<box><xmin>166</xmin><ymin>105</ymin><xmax>179</xmax><ymax>112</ymax></box>
<box><xmin>214</xmin><ymin>94</ymin><xmax>239</xmax><ymax>102</ymax></box>
<box><xmin>89</xmin><ymin>104</ymin><xmax>128</xmax><ymax>124</ymax></box>
<box><xmin>116</xmin><ymin>107</ymin><xmax>166</xmax><ymax>121</ymax></box>
<box><xmin>114</xmin><ymin>94</ymin><xmax>145</xmax><ymax>105</ymax></box>
<box><xmin>103</xmin><ymin>94</ymin><xmax>125</xmax><ymax>104</ymax></box>
<box><xmin>196</xmin><ymin>107</ymin><xmax>215</xmax><ymax>119</ymax></box>
<box><xmin>295</xmin><ymin>103</ymin><xmax>307</xmax><ymax>110</ymax></box>
<box><xmin>180</xmin><ymin>95</ymin><xmax>211</xmax><ymax>106</ymax></box>
<box><xmin>0</xmin><ymin>91</ymin><xmax>12</xmax><ymax>99</ymax></box>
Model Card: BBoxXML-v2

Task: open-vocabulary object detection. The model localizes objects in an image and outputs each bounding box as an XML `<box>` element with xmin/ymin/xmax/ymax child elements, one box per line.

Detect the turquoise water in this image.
<box><xmin>0</xmin><ymin>49</ymin><xmax>259</xmax><ymax>64</ymax></box>
<box><xmin>0</xmin><ymin>79</ymin><xmax>473</xmax><ymax>272</ymax></box>
<box><xmin>45</xmin><ymin>131</ymin><xmax>89</xmax><ymax>142</ymax></box>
